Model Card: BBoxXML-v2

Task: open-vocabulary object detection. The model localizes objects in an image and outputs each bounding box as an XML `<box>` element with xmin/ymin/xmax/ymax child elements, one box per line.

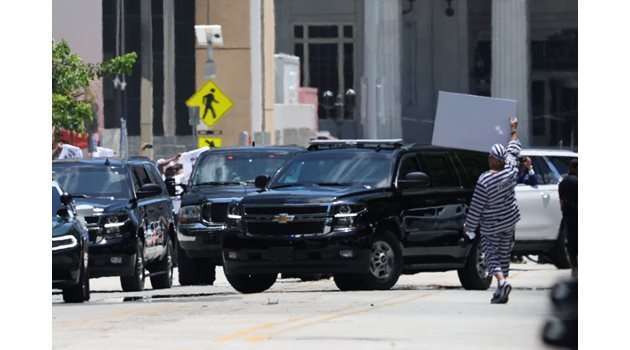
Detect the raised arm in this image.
<box><xmin>505</xmin><ymin>117</ymin><xmax>521</xmax><ymax>171</ymax></box>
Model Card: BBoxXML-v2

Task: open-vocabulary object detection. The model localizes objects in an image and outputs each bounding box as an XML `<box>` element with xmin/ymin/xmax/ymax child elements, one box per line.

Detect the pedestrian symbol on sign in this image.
<box><xmin>202</xmin><ymin>89</ymin><xmax>219</xmax><ymax>120</ymax></box>
<box><xmin>186</xmin><ymin>80</ymin><xmax>234</xmax><ymax>128</ymax></box>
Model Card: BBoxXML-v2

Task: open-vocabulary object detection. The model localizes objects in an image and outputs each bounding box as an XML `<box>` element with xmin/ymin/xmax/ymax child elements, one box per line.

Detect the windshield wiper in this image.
<box><xmin>195</xmin><ymin>181</ymin><xmax>242</xmax><ymax>186</ymax></box>
<box><xmin>314</xmin><ymin>182</ymin><xmax>353</xmax><ymax>187</ymax></box>
<box><xmin>269</xmin><ymin>183</ymin><xmax>309</xmax><ymax>189</ymax></box>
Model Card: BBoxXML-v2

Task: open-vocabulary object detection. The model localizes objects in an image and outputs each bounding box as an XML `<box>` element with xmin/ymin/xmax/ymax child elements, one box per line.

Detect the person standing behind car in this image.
<box><xmin>559</xmin><ymin>159</ymin><xmax>578</xmax><ymax>278</ymax></box>
<box><xmin>463</xmin><ymin>117</ymin><xmax>521</xmax><ymax>304</ymax></box>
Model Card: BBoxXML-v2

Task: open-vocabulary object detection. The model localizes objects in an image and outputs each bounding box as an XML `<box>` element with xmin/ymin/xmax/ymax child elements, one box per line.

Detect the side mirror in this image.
<box><xmin>60</xmin><ymin>193</ymin><xmax>73</xmax><ymax>206</ymax></box>
<box><xmin>164</xmin><ymin>177</ymin><xmax>177</xmax><ymax>196</ymax></box>
<box><xmin>398</xmin><ymin>171</ymin><xmax>430</xmax><ymax>189</ymax></box>
<box><xmin>136</xmin><ymin>183</ymin><xmax>162</xmax><ymax>199</ymax></box>
<box><xmin>255</xmin><ymin>175</ymin><xmax>270</xmax><ymax>189</ymax></box>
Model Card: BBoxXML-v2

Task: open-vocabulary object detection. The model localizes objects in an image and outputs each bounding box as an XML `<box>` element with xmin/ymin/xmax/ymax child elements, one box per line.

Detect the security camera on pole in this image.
<box><xmin>187</xmin><ymin>25</ymin><xmax>228</xmax><ymax>148</ymax></box>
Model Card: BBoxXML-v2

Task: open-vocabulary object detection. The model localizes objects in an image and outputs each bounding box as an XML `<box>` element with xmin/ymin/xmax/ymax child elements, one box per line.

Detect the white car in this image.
<box><xmin>513</xmin><ymin>149</ymin><xmax>578</xmax><ymax>268</ymax></box>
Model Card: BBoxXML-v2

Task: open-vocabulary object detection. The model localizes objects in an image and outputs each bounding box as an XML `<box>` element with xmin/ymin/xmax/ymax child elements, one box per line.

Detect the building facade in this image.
<box><xmin>275</xmin><ymin>0</ymin><xmax>577</xmax><ymax>149</ymax></box>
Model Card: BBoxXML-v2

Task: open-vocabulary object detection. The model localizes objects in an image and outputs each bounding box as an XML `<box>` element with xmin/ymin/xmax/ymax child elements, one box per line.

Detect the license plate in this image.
<box><xmin>270</xmin><ymin>247</ymin><xmax>294</xmax><ymax>261</ymax></box>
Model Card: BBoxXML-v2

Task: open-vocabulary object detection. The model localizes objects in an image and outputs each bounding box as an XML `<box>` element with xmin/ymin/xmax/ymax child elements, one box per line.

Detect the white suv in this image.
<box><xmin>513</xmin><ymin>149</ymin><xmax>578</xmax><ymax>268</ymax></box>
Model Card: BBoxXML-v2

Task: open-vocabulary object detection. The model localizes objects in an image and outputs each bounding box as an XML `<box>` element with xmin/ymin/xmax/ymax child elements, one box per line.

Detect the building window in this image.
<box><xmin>293</xmin><ymin>24</ymin><xmax>355</xmax><ymax>120</ymax></box>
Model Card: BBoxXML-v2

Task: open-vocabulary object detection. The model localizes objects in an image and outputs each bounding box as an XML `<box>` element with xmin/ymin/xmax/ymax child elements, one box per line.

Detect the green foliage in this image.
<box><xmin>52</xmin><ymin>40</ymin><xmax>137</xmax><ymax>134</ymax></box>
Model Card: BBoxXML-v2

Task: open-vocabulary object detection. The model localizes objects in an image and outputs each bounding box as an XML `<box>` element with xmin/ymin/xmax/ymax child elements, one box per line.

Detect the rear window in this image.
<box><xmin>52</xmin><ymin>164</ymin><xmax>131</xmax><ymax>199</ymax></box>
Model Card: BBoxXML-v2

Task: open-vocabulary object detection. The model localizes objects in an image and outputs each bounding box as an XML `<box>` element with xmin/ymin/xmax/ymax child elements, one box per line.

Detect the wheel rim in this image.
<box><xmin>369</xmin><ymin>240</ymin><xmax>394</xmax><ymax>280</ymax></box>
<box><xmin>166</xmin><ymin>246</ymin><xmax>173</xmax><ymax>283</ymax></box>
<box><xmin>137</xmin><ymin>245</ymin><xmax>145</xmax><ymax>284</ymax></box>
<box><xmin>476</xmin><ymin>247</ymin><xmax>486</xmax><ymax>278</ymax></box>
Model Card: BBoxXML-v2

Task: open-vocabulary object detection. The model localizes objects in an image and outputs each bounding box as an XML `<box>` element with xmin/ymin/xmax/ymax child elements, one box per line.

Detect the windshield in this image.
<box><xmin>191</xmin><ymin>151</ymin><xmax>295</xmax><ymax>185</ymax></box>
<box><xmin>52</xmin><ymin>186</ymin><xmax>65</xmax><ymax>217</ymax></box>
<box><xmin>52</xmin><ymin>164</ymin><xmax>131</xmax><ymax>199</ymax></box>
<box><xmin>270</xmin><ymin>150</ymin><xmax>393</xmax><ymax>188</ymax></box>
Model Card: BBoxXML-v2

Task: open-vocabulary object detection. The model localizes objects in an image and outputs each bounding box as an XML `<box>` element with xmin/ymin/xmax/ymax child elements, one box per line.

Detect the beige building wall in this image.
<box><xmin>262</xmin><ymin>0</ymin><xmax>276</xmax><ymax>143</ymax></box>
<box><xmin>195</xmin><ymin>0</ymin><xmax>276</xmax><ymax>146</ymax></box>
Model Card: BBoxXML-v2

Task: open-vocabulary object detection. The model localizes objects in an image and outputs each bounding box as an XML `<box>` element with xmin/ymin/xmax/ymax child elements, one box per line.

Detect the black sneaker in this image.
<box><xmin>497</xmin><ymin>283</ymin><xmax>512</xmax><ymax>304</ymax></box>
<box><xmin>490</xmin><ymin>288</ymin><xmax>501</xmax><ymax>304</ymax></box>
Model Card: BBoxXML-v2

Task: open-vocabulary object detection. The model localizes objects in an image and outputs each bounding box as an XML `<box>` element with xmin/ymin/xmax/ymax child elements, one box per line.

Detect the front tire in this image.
<box><xmin>333</xmin><ymin>273</ymin><xmax>363</xmax><ymax>291</ymax></box>
<box><xmin>150</xmin><ymin>240</ymin><xmax>174</xmax><ymax>289</ymax></box>
<box><xmin>458</xmin><ymin>238</ymin><xmax>492</xmax><ymax>290</ymax></box>
<box><xmin>548</xmin><ymin>224</ymin><xmax>571</xmax><ymax>269</ymax></box>
<box><xmin>356</xmin><ymin>231</ymin><xmax>403</xmax><ymax>291</ymax></box>
<box><xmin>225</xmin><ymin>273</ymin><xmax>277</xmax><ymax>294</ymax></box>
<box><xmin>120</xmin><ymin>239</ymin><xmax>145</xmax><ymax>292</ymax></box>
<box><xmin>177</xmin><ymin>245</ymin><xmax>216</xmax><ymax>285</ymax></box>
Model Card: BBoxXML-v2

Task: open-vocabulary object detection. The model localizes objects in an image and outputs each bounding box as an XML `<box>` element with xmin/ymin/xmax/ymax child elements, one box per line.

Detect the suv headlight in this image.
<box><xmin>103</xmin><ymin>214</ymin><xmax>129</xmax><ymax>236</ymax></box>
<box><xmin>179</xmin><ymin>206</ymin><xmax>201</xmax><ymax>224</ymax></box>
<box><xmin>332</xmin><ymin>204</ymin><xmax>366</xmax><ymax>229</ymax></box>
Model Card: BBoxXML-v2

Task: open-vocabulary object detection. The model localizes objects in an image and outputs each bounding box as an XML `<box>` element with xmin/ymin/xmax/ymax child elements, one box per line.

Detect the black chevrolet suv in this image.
<box><xmin>177</xmin><ymin>146</ymin><xmax>302</xmax><ymax>285</ymax></box>
<box><xmin>52</xmin><ymin>158</ymin><xmax>176</xmax><ymax>292</ymax></box>
<box><xmin>223</xmin><ymin>139</ymin><xmax>492</xmax><ymax>293</ymax></box>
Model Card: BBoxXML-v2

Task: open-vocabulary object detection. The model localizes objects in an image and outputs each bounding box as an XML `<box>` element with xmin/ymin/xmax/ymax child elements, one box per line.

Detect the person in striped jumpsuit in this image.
<box><xmin>464</xmin><ymin>117</ymin><xmax>521</xmax><ymax>304</ymax></box>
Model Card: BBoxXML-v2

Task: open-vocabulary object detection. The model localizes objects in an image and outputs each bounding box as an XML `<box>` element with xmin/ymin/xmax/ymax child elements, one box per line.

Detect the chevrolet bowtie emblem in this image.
<box><xmin>273</xmin><ymin>213</ymin><xmax>295</xmax><ymax>224</ymax></box>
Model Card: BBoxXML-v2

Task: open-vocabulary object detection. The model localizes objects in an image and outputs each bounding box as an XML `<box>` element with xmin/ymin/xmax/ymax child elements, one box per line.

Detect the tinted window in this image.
<box><xmin>131</xmin><ymin>165</ymin><xmax>152</xmax><ymax>192</ymax></box>
<box><xmin>192</xmin><ymin>151</ymin><xmax>295</xmax><ymax>185</ymax></box>
<box><xmin>456</xmin><ymin>151</ymin><xmax>488</xmax><ymax>186</ymax></box>
<box><xmin>53</xmin><ymin>164</ymin><xmax>131</xmax><ymax>199</ymax></box>
<box><xmin>422</xmin><ymin>154</ymin><xmax>458</xmax><ymax>187</ymax></box>
<box><xmin>531</xmin><ymin>156</ymin><xmax>558</xmax><ymax>184</ymax></box>
<box><xmin>52</xmin><ymin>186</ymin><xmax>64</xmax><ymax>217</ymax></box>
<box><xmin>271</xmin><ymin>150</ymin><xmax>393</xmax><ymax>188</ymax></box>
<box><xmin>398</xmin><ymin>155</ymin><xmax>421</xmax><ymax>180</ymax></box>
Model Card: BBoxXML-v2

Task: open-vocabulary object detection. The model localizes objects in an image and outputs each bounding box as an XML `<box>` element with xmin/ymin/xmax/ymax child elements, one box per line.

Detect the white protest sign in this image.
<box><xmin>432</xmin><ymin>91</ymin><xmax>517</xmax><ymax>153</ymax></box>
<box><xmin>178</xmin><ymin>146</ymin><xmax>209</xmax><ymax>183</ymax></box>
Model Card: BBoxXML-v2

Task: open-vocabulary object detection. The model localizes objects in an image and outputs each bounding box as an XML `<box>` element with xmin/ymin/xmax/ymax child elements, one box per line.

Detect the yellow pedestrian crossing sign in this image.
<box><xmin>186</xmin><ymin>80</ymin><xmax>234</xmax><ymax>128</ymax></box>
<box><xmin>198</xmin><ymin>137</ymin><xmax>222</xmax><ymax>149</ymax></box>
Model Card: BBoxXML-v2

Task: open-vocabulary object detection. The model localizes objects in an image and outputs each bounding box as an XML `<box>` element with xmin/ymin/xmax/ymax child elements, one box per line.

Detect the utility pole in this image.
<box><xmin>140</xmin><ymin>0</ymin><xmax>154</xmax><ymax>159</ymax></box>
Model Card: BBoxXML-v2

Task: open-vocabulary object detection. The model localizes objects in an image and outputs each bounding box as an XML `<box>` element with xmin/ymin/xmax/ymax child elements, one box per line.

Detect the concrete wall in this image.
<box><xmin>195</xmin><ymin>0</ymin><xmax>275</xmax><ymax>147</ymax></box>
<box><xmin>275</xmin><ymin>0</ymin><xmax>362</xmax><ymax>139</ymax></box>
<box><xmin>400</xmin><ymin>0</ymin><xmax>469</xmax><ymax>144</ymax></box>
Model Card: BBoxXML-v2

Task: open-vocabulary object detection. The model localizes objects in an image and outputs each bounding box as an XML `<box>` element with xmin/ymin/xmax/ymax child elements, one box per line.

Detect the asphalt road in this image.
<box><xmin>52</xmin><ymin>261</ymin><xmax>569</xmax><ymax>350</ymax></box>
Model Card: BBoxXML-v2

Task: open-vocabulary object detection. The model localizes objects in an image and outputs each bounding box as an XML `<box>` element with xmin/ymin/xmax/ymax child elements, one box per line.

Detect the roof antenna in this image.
<box><xmin>252</xmin><ymin>141</ymin><xmax>255</xmax><ymax>147</ymax></box>
<box><xmin>104</xmin><ymin>158</ymin><xmax>110</xmax><ymax>166</ymax></box>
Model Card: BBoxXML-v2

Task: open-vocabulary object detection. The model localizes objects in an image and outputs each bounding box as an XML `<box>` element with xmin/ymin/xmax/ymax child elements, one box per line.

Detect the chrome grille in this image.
<box><xmin>244</xmin><ymin>205</ymin><xmax>328</xmax><ymax>216</ymax></box>
<box><xmin>201</xmin><ymin>202</ymin><xmax>229</xmax><ymax>223</ymax></box>
<box><xmin>246</xmin><ymin>221</ymin><xmax>325</xmax><ymax>235</ymax></box>
<box><xmin>211</xmin><ymin>203</ymin><xmax>229</xmax><ymax>223</ymax></box>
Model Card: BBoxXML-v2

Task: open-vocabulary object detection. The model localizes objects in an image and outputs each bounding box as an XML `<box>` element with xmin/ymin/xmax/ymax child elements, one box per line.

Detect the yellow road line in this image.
<box><xmin>53</xmin><ymin>302</ymin><xmax>188</xmax><ymax>332</ymax></box>
<box><xmin>214</xmin><ymin>291</ymin><xmax>433</xmax><ymax>344</ymax></box>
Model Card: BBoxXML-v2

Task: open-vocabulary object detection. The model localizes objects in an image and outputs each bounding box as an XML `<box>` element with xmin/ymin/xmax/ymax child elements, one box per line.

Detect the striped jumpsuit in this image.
<box><xmin>465</xmin><ymin>140</ymin><xmax>521</xmax><ymax>278</ymax></box>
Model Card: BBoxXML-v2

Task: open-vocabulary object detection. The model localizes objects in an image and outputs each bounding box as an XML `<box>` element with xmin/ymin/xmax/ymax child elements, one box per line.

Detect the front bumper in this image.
<box><xmin>52</xmin><ymin>247</ymin><xmax>83</xmax><ymax>289</ymax></box>
<box><xmin>222</xmin><ymin>227</ymin><xmax>372</xmax><ymax>275</ymax></box>
<box><xmin>87</xmin><ymin>235</ymin><xmax>137</xmax><ymax>278</ymax></box>
<box><xmin>177</xmin><ymin>222</ymin><xmax>225</xmax><ymax>262</ymax></box>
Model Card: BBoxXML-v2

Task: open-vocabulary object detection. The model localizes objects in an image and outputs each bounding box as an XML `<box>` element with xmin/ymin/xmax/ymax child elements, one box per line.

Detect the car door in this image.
<box><xmin>400</xmin><ymin>151</ymin><xmax>467</xmax><ymax>261</ymax></box>
<box><xmin>145</xmin><ymin>163</ymin><xmax>174</xmax><ymax>252</ymax></box>
<box><xmin>130</xmin><ymin>164</ymin><xmax>161</xmax><ymax>260</ymax></box>
<box><xmin>515</xmin><ymin>156</ymin><xmax>562</xmax><ymax>241</ymax></box>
